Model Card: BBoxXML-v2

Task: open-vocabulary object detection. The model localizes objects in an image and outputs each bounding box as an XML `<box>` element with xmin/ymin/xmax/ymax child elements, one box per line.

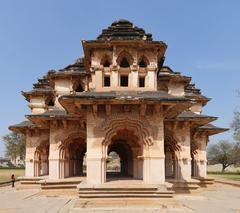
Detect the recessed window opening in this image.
<box><xmin>76</xmin><ymin>83</ymin><xmax>84</xmax><ymax>92</ymax></box>
<box><xmin>139</xmin><ymin>76</ymin><xmax>145</xmax><ymax>87</ymax></box>
<box><xmin>47</xmin><ymin>99</ymin><xmax>54</xmax><ymax>106</ymax></box>
<box><xmin>103</xmin><ymin>60</ymin><xmax>110</xmax><ymax>67</ymax></box>
<box><xmin>104</xmin><ymin>76</ymin><xmax>111</xmax><ymax>87</ymax></box>
<box><xmin>139</xmin><ymin>59</ymin><xmax>147</xmax><ymax>68</ymax></box>
<box><xmin>120</xmin><ymin>57</ymin><xmax>130</xmax><ymax>68</ymax></box>
<box><xmin>120</xmin><ymin>75</ymin><xmax>128</xmax><ymax>87</ymax></box>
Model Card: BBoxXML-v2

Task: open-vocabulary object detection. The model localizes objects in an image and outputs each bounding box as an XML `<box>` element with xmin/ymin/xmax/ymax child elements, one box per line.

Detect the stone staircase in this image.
<box><xmin>77</xmin><ymin>182</ymin><xmax>174</xmax><ymax>198</ymax></box>
<box><xmin>194</xmin><ymin>177</ymin><xmax>215</xmax><ymax>187</ymax></box>
<box><xmin>39</xmin><ymin>179</ymin><xmax>82</xmax><ymax>196</ymax></box>
<box><xmin>40</xmin><ymin>179</ymin><xmax>81</xmax><ymax>190</ymax></box>
<box><xmin>166</xmin><ymin>179</ymin><xmax>200</xmax><ymax>194</ymax></box>
<box><xmin>16</xmin><ymin>177</ymin><xmax>43</xmax><ymax>190</ymax></box>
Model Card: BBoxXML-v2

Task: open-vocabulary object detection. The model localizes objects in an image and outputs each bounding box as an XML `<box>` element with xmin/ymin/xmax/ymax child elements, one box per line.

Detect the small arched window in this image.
<box><xmin>103</xmin><ymin>60</ymin><xmax>110</xmax><ymax>67</ymax></box>
<box><xmin>139</xmin><ymin>59</ymin><xmax>147</xmax><ymax>67</ymax></box>
<box><xmin>100</xmin><ymin>55</ymin><xmax>112</xmax><ymax>68</ymax></box>
<box><xmin>117</xmin><ymin>51</ymin><xmax>133</xmax><ymax>68</ymax></box>
<box><xmin>138</xmin><ymin>56</ymin><xmax>149</xmax><ymax>68</ymax></box>
<box><xmin>46</xmin><ymin>98</ymin><xmax>55</xmax><ymax>107</ymax></box>
<box><xmin>120</xmin><ymin>57</ymin><xmax>130</xmax><ymax>68</ymax></box>
<box><xmin>75</xmin><ymin>84</ymin><xmax>84</xmax><ymax>92</ymax></box>
<box><xmin>73</xmin><ymin>81</ymin><xmax>84</xmax><ymax>93</ymax></box>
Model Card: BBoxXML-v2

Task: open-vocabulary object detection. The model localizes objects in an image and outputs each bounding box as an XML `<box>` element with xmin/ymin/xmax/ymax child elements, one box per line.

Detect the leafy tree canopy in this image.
<box><xmin>2</xmin><ymin>132</ymin><xmax>26</xmax><ymax>164</ymax></box>
<box><xmin>207</xmin><ymin>140</ymin><xmax>240</xmax><ymax>172</ymax></box>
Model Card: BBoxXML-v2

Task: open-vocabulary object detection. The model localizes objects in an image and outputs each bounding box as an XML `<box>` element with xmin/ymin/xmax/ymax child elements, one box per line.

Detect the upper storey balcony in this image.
<box><xmin>82</xmin><ymin>19</ymin><xmax>167</xmax><ymax>92</ymax></box>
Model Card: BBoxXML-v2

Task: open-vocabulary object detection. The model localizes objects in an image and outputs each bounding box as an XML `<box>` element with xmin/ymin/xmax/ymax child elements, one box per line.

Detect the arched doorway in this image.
<box><xmin>34</xmin><ymin>144</ymin><xmax>49</xmax><ymax>177</ymax></box>
<box><xmin>105</xmin><ymin>129</ymin><xmax>143</xmax><ymax>181</ymax></box>
<box><xmin>59</xmin><ymin>137</ymin><xmax>86</xmax><ymax>179</ymax></box>
<box><xmin>164</xmin><ymin>133</ymin><xmax>181</xmax><ymax>180</ymax></box>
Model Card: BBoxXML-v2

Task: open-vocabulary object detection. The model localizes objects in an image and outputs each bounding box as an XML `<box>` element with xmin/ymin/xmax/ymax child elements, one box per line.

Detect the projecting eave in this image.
<box><xmin>185</xmin><ymin>93</ymin><xmax>211</xmax><ymax>105</ymax></box>
<box><xmin>196</xmin><ymin>124</ymin><xmax>229</xmax><ymax>136</ymax></box>
<box><xmin>60</xmin><ymin>91</ymin><xmax>192</xmax><ymax>104</ymax></box>
<box><xmin>48</xmin><ymin>70</ymin><xmax>88</xmax><ymax>79</ymax></box>
<box><xmin>8</xmin><ymin>120</ymin><xmax>41</xmax><ymax>134</ymax></box>
<box><xmin>158</xmin><ymin>73</ymin><xmax>191</xmax><ymax>86</ymax></box>
<box><xmin>26</xmin><ymin>110</ymin><xmax>80</xmax><ymax>120</ymax></box>
<box><xmin>166</xmin><ymin>111</ymin><xmax>217</xmax><ymax>127</ymax></box>
<box><xmin>26</xmin><ymin>109</ymin><xmax>82</xmax><ymax>128</ymax></box>
<box><xmin>22</xmin><ymin>89</ymin><xmax>54</xmax><ymax>102</ymax></box>
<box><xmin>59</xmin><ymin>91</ymin><xmax>195</xmax><ymax>118</ymax></box>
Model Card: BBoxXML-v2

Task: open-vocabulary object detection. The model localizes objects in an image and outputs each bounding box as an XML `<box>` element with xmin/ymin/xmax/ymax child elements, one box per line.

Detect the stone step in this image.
<box><xmin>20</xmin><ymin>180</ymin><xmax>40</xmax><ymax>185</ymax></box>
<box><xmin>78</xmin><ymin>193</ymin><xmax>174</xmax><ymax>198</ymax></box>
<box><xmin>41</xmin><ymin>184</ymin><xmax>77</xmax><ymax>190</ymax></box>
<box><xmin>16</xmin><ymin>184</ymin><xmax>41</xmax><ymax>190</ymax></box>
<box><xmin>77</xmin><ymin>182</ymin><xmax>174</xmax><ymax>198</ymax></box>
<box><xmin>78</xmin><ymin>184</ymin><xmax>167</xmax><ymax>190</ymax></box>
<box><xmin>78</xmin><ymin>190</ymin><xmax>174</xmax><ymax>194</ymax></box>
<box><xmin>40</xmin><ymin>180</ymin><xmax>81</xmax><ymax>185</ymax></box>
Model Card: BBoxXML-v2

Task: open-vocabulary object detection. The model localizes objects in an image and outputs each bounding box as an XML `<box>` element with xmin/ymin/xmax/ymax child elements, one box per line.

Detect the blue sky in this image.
<box><xmin>0</xmin><ymin>0</ymin><xmax>239</xmax><ymax>157</ymax></box>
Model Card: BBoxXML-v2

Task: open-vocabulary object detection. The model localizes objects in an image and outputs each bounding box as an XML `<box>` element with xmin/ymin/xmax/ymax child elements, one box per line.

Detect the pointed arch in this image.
<box><xmin>100</xmin><ymin>55</ymin><xmax>112</xmax><ymax>67</ymax></box>
<box><xmin>117</xmin><ymin>51</ymin><xmax>134</xmax><ymax>68</ymax></box>
<box><xmin>46</xmin><ymin>97</ymin><xmax>55</xmax><ymax>107</ymax></box>
<box><xmin>138</xmin><ymin>55</ymin><xmax>150</xmax><ymax>68</ymax></box>
<box><xmin>72</xmin><ymin>80</ymin><xmax>84</xmax><ymax>92</ymax></box>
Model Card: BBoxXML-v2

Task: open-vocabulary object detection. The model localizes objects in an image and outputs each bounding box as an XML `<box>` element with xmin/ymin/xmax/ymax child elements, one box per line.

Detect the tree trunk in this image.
<box><xmin>222</xmin><ymin>164</ymin><xmax>228</xmax><ymax>172</ymax></box>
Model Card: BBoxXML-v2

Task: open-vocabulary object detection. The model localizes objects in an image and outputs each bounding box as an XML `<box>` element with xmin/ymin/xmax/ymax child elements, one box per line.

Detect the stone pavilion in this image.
<box><xmin>9</xmin><ymin>20</ymin><xmax>227</xmax><ymax>197</ymax></box>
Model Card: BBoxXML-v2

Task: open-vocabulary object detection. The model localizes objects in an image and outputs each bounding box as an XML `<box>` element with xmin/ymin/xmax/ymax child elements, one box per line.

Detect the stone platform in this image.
<box><xmin>78</xmin><ymin>178</ymin><xmax>174</xmax><ymax>198</ymax></box>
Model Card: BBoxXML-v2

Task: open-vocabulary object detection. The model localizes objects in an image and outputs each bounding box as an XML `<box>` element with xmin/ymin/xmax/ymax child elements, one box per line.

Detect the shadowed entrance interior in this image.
<box><xmin>59</xmin><ymin>137</ymin><xmax>86</xmax><ymax>179</ymax></box>
<box><xmin>106</xmin><ymin>129</ymin><xmax>143</xmax><ymax>181</ymax></box>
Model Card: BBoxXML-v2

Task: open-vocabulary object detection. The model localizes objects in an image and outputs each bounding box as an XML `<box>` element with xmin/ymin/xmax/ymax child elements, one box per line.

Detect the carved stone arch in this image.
<box><xmin>33</xmin><ymin>132</ymin><xmax>49</xmax><ymax>149</ymax></box>
<box><xmin>101</xmin><ymin>117</ymin><xmax>153</xmax><ymax>147</ymax></box>
<box><xmin>100</xmin><ymin>54</ymin><xmax>112</xmax><ymax>67</ymax></box>
<box><xmin>117</xmin><ymin>50</ymin><xmax>134</xmax><ymax>67</ymax></box>
<box><xmin>164</xmin><ymin>128</ymin><xmax>181</xmax><ymax>157</ymax></box>
<box><xmin>138</xmin><ymin>55</ymin><xmax>150</xmax><ymax>67</ymax></box>
<box><xmin>55</xmin><ymin>129</ymin><xmax>86</xmax><ymax>146</ymax></box>
<box><xmin>191</xmin><ymin>139</ymin><xmax>199</xmax><ymax>155</ymax></box>
<box><xmin>72</xmin><ymin>79</ymin><xmax>85</xmax><ymax>92</ymax></box>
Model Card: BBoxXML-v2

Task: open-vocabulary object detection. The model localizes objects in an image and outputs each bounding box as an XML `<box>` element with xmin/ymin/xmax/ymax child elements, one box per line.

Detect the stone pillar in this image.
<box><xmin>48</xmin><ymin>144</ymin><xmax>60</xmax><ymax>179</ymax></box>
<box><xmin>195</xmin><ymin>135</ymin><xmax>208</xmax><ymax>178</ymax></box>
<box><xmin>133</xmin><ymin>148</ymin><xmax>141</xmax><ymax>179</ymax></box>
<box><xmin>146</xmin><ymin>66</ymin><xmax>156</xmax><ymax>90</ymax></box>
<box><xmin>95</xmin><ymin>68</ymin><xmax>103</xmax><ymax>90</ymax></box>
<box><xmin>25</xmin><ymin>134</ymin><xmax>37</xmax><ymax>177</ymax></box>
<box><xmin>143</xmin><ymin>115</ymin><xmax>165</xmax><ymax>184</ymax></box>
<box><xmin>48</xmin><ymin>127</ymin><xmax>60</xmax><ymax>179</ymax></box>
<box><xmin>111</xmin><ymin>66</ymin><xmax>118</xmax><ymax>89</ymax></box>
<box><xmin>86</xmin><ymin>109</ymin><xmax>105</xmax><ymax>185</ymax></box>
<box><xmin>130</xmin><ymin>66</ymin><xmax>138</xmax><ymax>89</ymax></box>
<box><xmin>176</xmin><ymin>123</ymin><xmax>192</xmax><ymax>181</ymax></box>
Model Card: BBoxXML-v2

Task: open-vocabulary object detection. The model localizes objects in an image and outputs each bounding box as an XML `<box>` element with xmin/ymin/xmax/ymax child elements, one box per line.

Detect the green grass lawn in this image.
<box><xmin>208</xmin><ymin>172</ymin><xmax>240</xmax><ymax>181</ymax></box>
<box><xmin>0</xmin><ymin>168</ymin><xmax>25</xmax><ymax>183</ymax></box>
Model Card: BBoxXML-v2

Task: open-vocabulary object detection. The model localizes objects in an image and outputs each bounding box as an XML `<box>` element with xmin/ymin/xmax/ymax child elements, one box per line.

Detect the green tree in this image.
<box><xmin>207</xmin><ymin>140</ymin><xmax>240</xmax><ymax>172</ymax></box>
<box><xmin>2</xmin><ymin>132</ymin><xmax>26</xmax><ymax>164</ymax></box>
